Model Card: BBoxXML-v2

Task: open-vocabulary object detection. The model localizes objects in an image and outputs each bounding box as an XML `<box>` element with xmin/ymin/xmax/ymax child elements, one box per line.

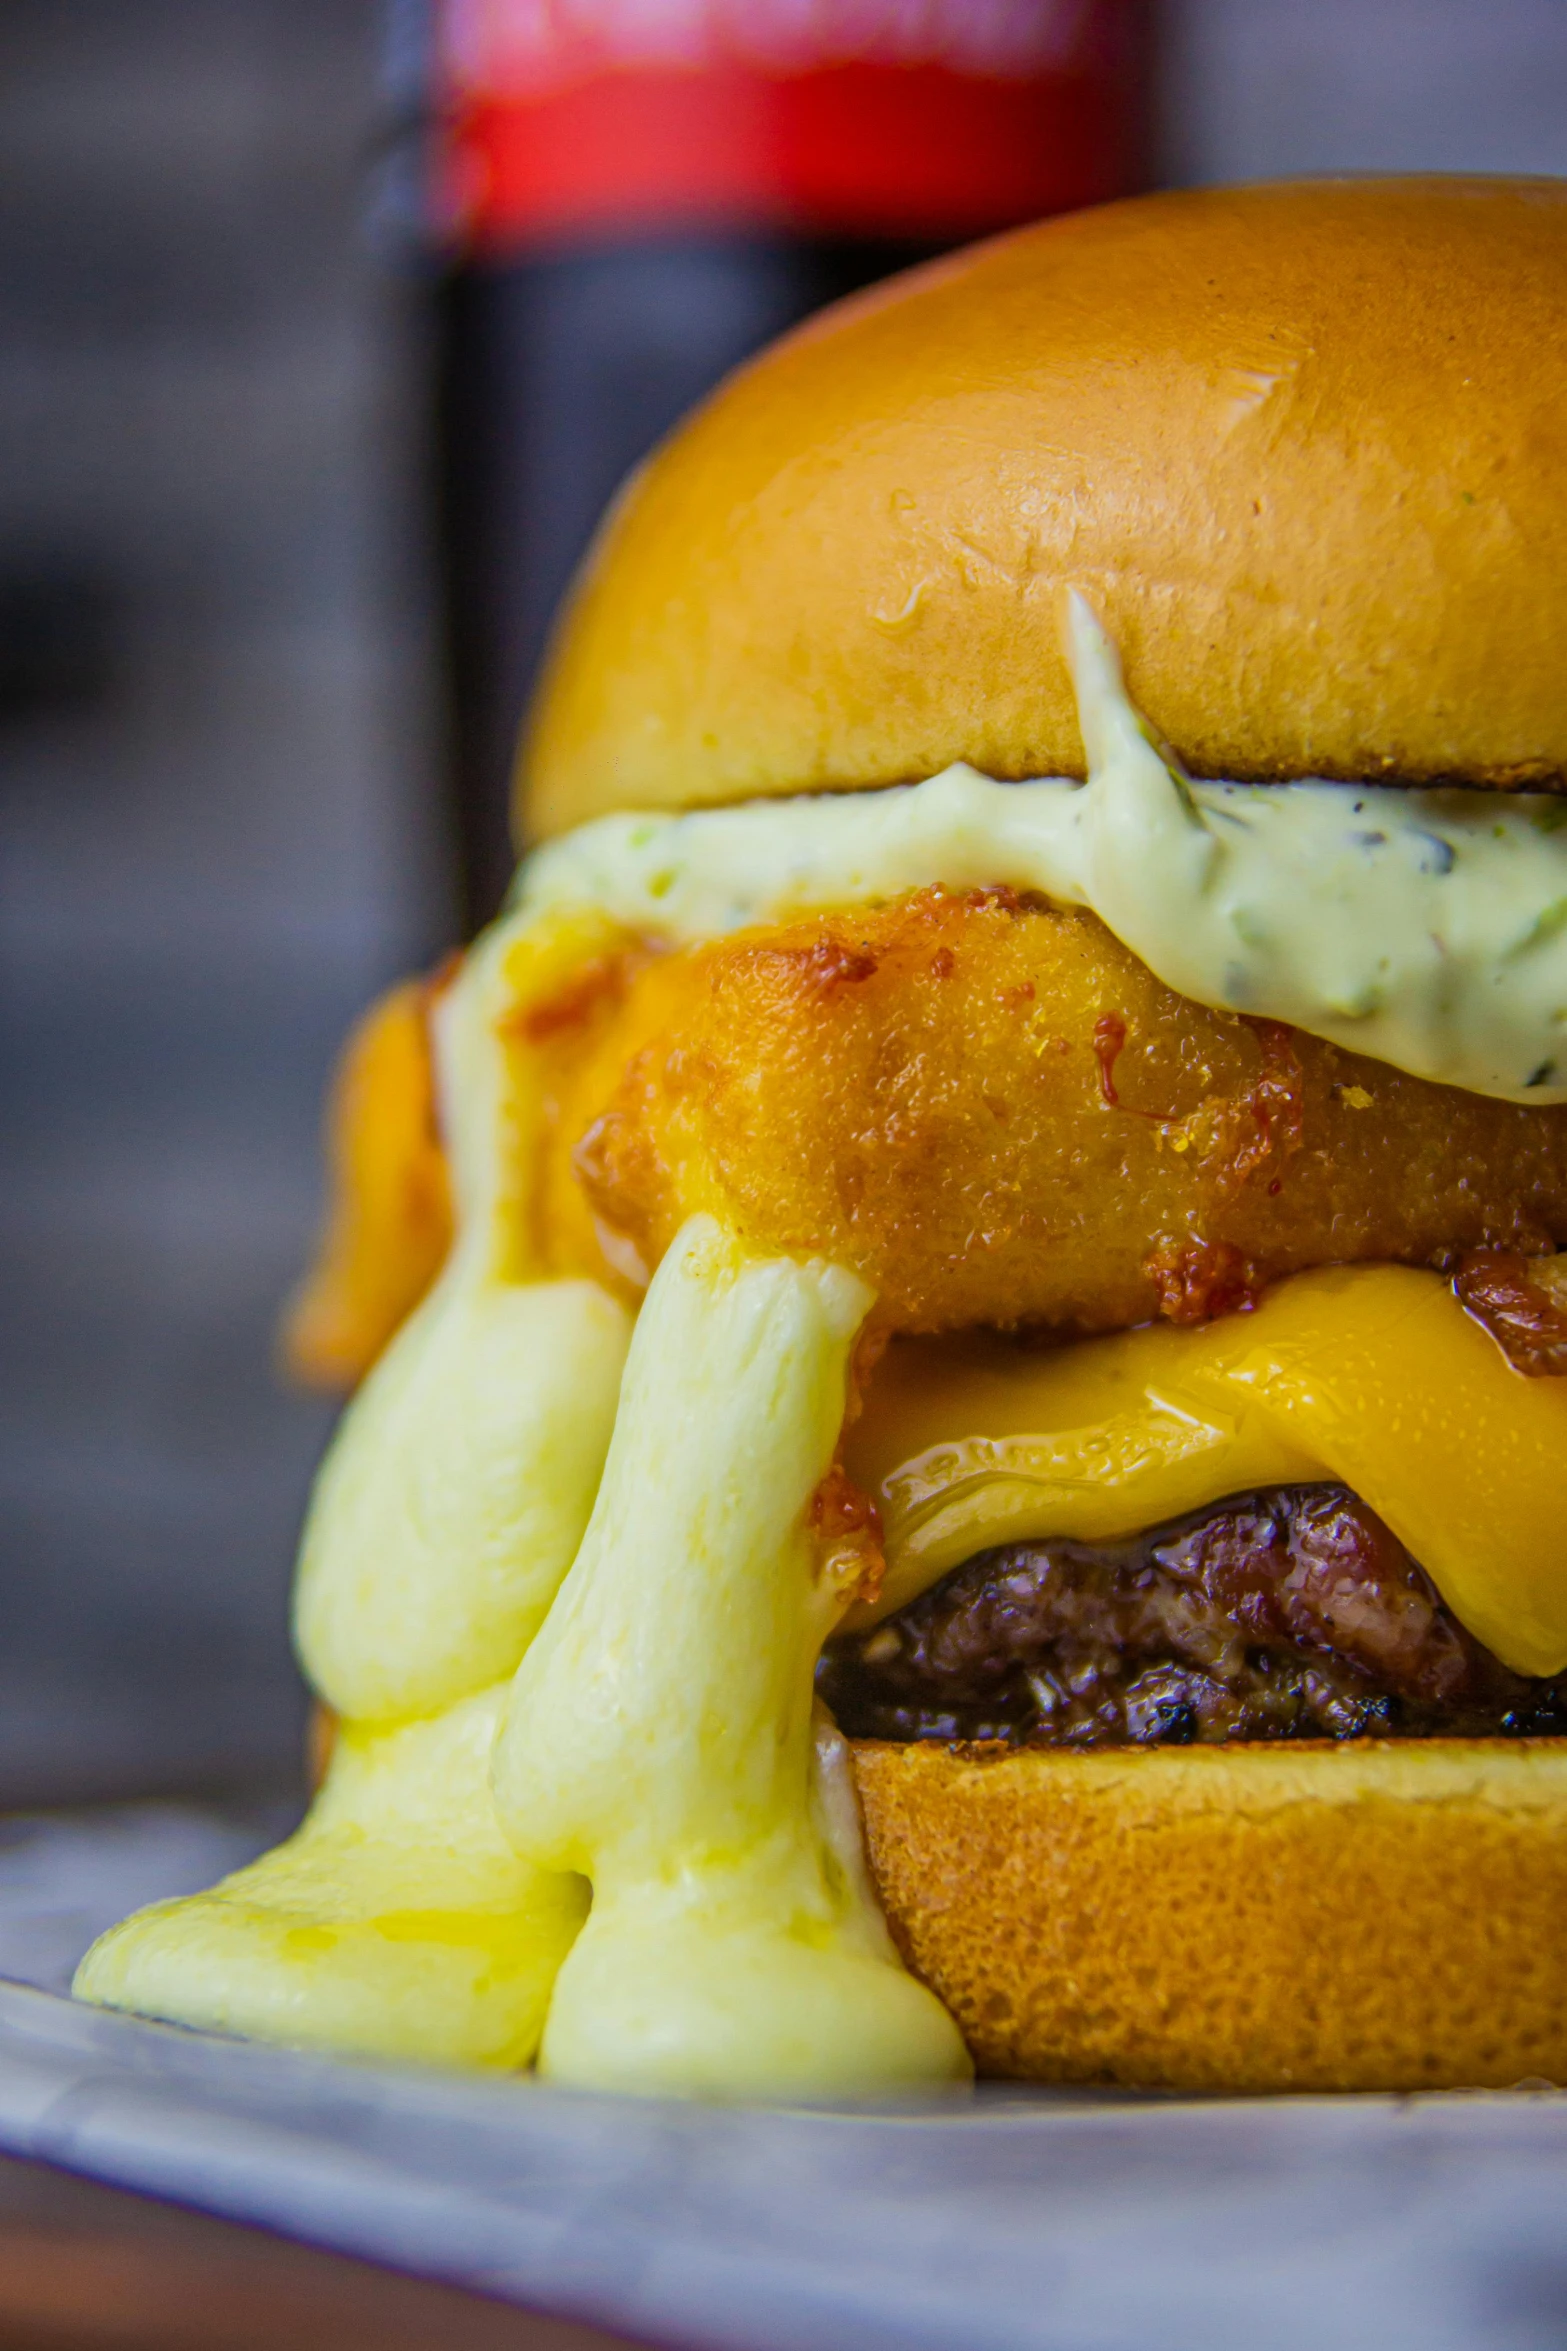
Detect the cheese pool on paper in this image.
<box><xmin>492</xmin><ymin>1214</ymin><xmax>968</xmax><ymax>2098</ymax></box>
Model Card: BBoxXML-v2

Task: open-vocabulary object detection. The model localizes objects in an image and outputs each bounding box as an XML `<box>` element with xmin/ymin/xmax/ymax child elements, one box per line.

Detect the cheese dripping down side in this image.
<box><xmin>516</xmin><ymin>594</ymin><xmax>1567</xmax><ymax>1105</ymax></box>
<box><xmin>491</xmin><ymin>1214</ymin><xmax>968</xmax><ymax>2097</ymax></box>
<box><xmin>74</xmin><ymin>920</ymin><xmax>967</xmax><ymax>2092</ymax></box>
<box><xmin>72</xmin><ymin>921</ymin><xmax>628</xmax><ymax>2066</ymax></box>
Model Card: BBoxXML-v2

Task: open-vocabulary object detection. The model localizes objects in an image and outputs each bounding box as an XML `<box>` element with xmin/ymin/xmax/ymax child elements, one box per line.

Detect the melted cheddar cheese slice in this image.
<box><xmin>849</xmin><ymin>1266</ymin><xmax>1567</xmax><ymax>1678</ymax></box>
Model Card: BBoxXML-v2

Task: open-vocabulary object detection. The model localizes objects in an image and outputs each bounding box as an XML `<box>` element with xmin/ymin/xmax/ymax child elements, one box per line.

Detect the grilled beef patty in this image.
<box><xmin>817</xmin><ymin>1485</ymin><xmax>1567</xmax><ymax>1747</ymax></box>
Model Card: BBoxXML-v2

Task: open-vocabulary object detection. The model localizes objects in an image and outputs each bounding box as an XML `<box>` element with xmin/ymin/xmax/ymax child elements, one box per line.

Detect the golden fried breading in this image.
<box><xmin>543</xmin><ymin>888</ymin><xmax>1567</xmax><ymax>1336</ymax></box>
<box><xmin>283</xmin><ymin>978</ymin><xmax>453</xmax><ymax>1387</ymax></box>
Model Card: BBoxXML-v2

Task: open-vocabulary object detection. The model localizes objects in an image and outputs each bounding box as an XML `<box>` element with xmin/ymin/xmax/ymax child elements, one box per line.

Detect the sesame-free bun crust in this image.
<box><xmin>521</xmin><ymin>178</ymin><xmax>1567</xmax><ymax>841</ymax></box>
<box><xmin>851</xmin><ymin>1739</ymin><xmax>1567</xmax><ymax>2093</ymax></box>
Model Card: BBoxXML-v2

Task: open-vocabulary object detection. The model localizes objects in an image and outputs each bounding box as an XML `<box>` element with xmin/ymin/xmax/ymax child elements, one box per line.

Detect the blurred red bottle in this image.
<box><xmin>414</xmin><ymin>0</ymin><xmax>1150</xmax><ymax>923</ymax></box>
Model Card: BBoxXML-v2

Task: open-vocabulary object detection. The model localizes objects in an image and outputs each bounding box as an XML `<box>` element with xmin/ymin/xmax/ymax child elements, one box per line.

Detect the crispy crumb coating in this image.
<box><xmin>283</xmin><ymin>978</ymin><xmax>454</xmax><ymax>1387</ymax></box>
<box><xmin>541</xmin><ymin>888</ymin><xmax>1567</xmax><ymax>1335</ymax></box>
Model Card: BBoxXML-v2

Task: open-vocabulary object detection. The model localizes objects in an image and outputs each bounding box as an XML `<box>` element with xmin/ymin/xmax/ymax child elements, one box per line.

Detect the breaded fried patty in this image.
<box><xmin>535</xmin><ymin>888</ymin><xmax>1567</xmax><ymax>1335</ymax></box>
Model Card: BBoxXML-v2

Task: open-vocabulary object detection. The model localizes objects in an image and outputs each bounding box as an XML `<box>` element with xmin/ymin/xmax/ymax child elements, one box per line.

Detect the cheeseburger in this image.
<box><xmin>78</xmin><ymin>178</ymin><xmax>1567</xmax><ymax>2098</ymax></box>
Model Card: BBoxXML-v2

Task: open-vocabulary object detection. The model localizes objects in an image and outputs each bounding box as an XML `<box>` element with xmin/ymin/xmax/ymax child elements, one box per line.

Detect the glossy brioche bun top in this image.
<box><xmin>518</xmin><ymin>176</ymin><xmax>1567</xmax><ymax>843</ymax></box>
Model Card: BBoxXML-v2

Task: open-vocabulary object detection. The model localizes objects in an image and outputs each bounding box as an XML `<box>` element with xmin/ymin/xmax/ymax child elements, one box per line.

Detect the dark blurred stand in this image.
<box><xmin>0</xmin><ymin>2154</ymin><xmax>645</xmax><ymax>2351</ymax></box>
<box><xmin>416</xmin><ymin>0</ymin><xmax>1154</xmax><ymax>930</ymax></box>
<box><xmin>436</xmin><ymin>232</ymin><xmax>937</xmax><ymax>929</ymax></box>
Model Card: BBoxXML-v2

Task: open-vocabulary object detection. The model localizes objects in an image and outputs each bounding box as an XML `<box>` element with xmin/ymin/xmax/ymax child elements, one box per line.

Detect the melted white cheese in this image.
<box><xmin>293</xmin><ymin>1275</ymin><xmax>630</xmax><ymax>1722</ymax></box>
<box><xmin>295</xmin><ymin>922</ymin><xmax>634</xmax><ymax>1723</ymax></box>
<box><xmin>74</xmin><ymin>1683</ymin><xmax>588</xmax><ymax>2067</ymax></box>
<box><xmin>76</xmin><ymin>927</ymin><xmax>617</xmax><ymax>2066</ymax></box>
<box><xmin>516</xmin><ymin>595</ymin><xmax>1567</xmax><ymax>1104</ymax></box>
<box><xmin>491</xmin><ymin>1215</ymin><xmax>968</xmax><ymax>2097</ymax></box>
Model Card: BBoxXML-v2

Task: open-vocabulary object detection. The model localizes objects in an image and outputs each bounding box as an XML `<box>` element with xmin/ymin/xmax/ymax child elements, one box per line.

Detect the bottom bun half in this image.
<box><xmin>850</xmin><ymin>1738</ymin><xmax>1567</xmax><ymax>2095</ymax></box>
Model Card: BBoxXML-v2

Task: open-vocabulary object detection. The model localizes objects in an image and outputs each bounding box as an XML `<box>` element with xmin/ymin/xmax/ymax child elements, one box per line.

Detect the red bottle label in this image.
<box><xmin>436</xmin><ymin>0</ymin><xmax>1148</xmax><ymax>254</ymax></box>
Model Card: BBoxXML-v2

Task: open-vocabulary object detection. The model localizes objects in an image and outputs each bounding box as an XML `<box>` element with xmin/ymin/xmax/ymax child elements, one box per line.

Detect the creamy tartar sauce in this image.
<box><xmin>516</xmin><ymin>594</ymin><xmax>1567</xmax><ymax>1104</ymax></box>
